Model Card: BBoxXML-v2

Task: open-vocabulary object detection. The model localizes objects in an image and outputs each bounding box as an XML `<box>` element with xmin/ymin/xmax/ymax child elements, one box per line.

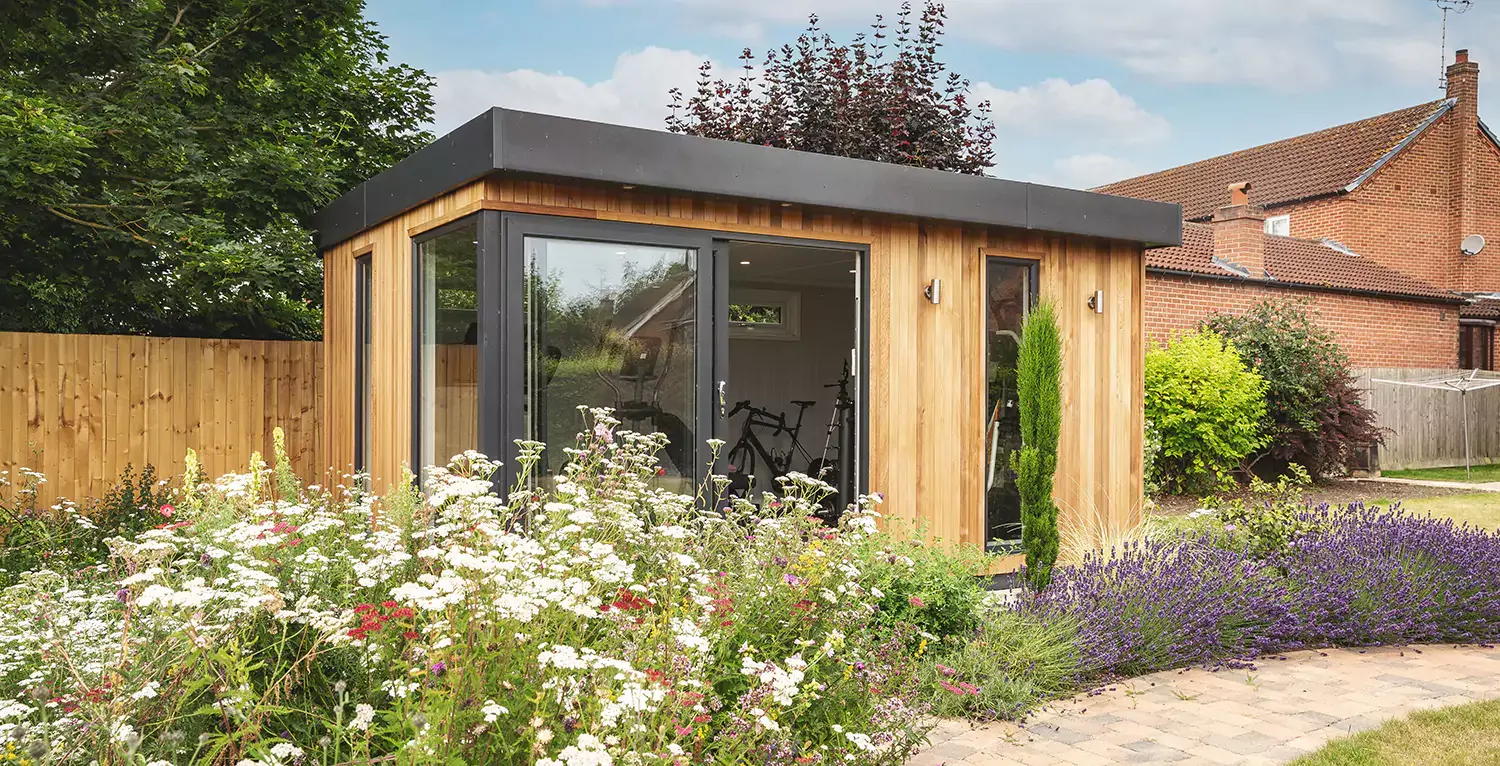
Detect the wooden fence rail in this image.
<box><xmin>1355</xmin><ymin>368</ymin><xmax>1500</xmax><ymax>471</ymax></box>
<box><xmin>0</xmin><ymin>332</ymin><xmax>323</xmax><ymax>506</ymax></box>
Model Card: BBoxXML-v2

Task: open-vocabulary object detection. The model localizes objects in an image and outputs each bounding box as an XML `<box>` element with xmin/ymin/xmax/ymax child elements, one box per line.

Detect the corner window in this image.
<box><xmin>1263</xmin><ymin>214</ymin><xmax>1290</xmax><ymax>237</ymax></box>
<box><xmin>415</xmin><ymin>219</ymin><xmax>480</xmax><ymax>478</ymax></box>
<box><xmin>354</xmin><ymin>253</ymin><xmax>373</xmax><ymax>473</ymax></box>
<box><xmin>1460</xmin><ymin>323</ymin><xmax>1495</xmax><ymax>371</ymax></box>
<box><xmin>984</xmin><ymin>256</ymin><xmax>1039</xmax><ymax>550</ymax></box>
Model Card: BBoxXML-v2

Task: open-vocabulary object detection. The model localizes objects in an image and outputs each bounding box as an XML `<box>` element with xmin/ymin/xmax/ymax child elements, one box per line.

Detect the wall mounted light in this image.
<box><xmin>924</xmin><ymin>278</ymin><xmax>941</xmax><ymax>305</ymax></box>
<box><xmin>1087</xmin><ymin>289</ymin><xmax>1104</xmax><ymax>314</ymax></box>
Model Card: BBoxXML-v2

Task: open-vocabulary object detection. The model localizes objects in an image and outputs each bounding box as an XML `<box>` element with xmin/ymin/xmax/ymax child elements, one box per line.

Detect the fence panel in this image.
<box><xmin>0</xmin><ymin>331</ymin><xmax>323</xmax><ymax>506</ymax></box>
<box><xmin>1356</xmin><ymin>368</ymin><xmax>1500</xmax><ymax>471</ymax></box>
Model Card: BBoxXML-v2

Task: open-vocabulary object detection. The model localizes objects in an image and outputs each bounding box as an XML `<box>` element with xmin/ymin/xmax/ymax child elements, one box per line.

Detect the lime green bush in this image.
<box><xmin>1013</xmin><ymin>300</ymin><xmax>1063</xmax><ymax>590</ymax></box>
<box><xmin>1145</xmin><ymin>330</ymin><xmax>1269</xmax><ymax>493</ymax></box>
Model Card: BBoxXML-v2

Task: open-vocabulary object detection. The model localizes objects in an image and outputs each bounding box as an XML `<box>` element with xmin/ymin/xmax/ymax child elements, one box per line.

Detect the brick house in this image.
<box><xmin>1098</xmin><ymin>51</ymin><xmax>1500</xmax><ymax>370</ymax></box>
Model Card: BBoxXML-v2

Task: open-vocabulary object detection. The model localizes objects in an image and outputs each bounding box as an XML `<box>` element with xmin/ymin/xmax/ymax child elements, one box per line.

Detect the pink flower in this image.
<box><xmin>159</xmin><ymin>504</ymin><xmax>175</xmax><ymax>518</ymax></box>
<box><xmin>908</xmin><ymin>596</ymin><xmax>926</xmax><ymax>608</ymax></box>
<box><xmin>935</xmin><ymin>663</ymin><xmax>957</xmax><ymax>677</ymax></box>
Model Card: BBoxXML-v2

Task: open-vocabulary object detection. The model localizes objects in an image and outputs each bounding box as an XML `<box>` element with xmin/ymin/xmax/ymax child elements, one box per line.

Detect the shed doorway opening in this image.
<box><xmin>719</xmin><ymin>242</ymin><xmax>861</xmax><ymax>517</ymax></box>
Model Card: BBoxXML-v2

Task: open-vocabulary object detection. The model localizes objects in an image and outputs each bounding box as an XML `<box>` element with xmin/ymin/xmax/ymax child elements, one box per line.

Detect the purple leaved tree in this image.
<box><xmin>666</xmin><ymin>1</ymin><xmax>997</xmax><ymax>175</ymax></box>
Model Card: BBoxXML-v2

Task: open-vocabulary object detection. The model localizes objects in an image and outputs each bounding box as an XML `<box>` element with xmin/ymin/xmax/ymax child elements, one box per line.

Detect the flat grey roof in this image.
<box><xmin>313</xmin><ymin>107</ymin><xmax>1182</xmax><ymax>249</ymax></box>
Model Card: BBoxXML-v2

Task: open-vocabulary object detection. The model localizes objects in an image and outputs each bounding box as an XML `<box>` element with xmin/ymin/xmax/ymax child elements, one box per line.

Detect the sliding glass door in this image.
<box><xmin>523</xmin><ymin>237</ymin><xmax>701</xmax><ymax>490</ymax></box>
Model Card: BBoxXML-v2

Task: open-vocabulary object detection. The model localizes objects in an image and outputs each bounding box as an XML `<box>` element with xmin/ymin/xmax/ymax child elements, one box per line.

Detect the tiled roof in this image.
<box><xmin>1462</xmin><ymin>297</ymin><xmax>1500</xmax><ymax>319</ymax></box>
<box><xmin>1148</xmin><ymin>222</ymin><xmax>1461</xmax><ymax>303</ymax></box>
<box><xmin>1096</xmin><ymin>100</ymin><xmax>1453</xmax><ymax>220</ymax></box>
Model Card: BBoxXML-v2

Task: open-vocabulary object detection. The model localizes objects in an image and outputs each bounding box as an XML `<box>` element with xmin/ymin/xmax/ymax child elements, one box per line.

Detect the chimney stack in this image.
<box><xmin>1447</xmin><ymin>50</ymin><xmax>1481</xmax><ymax>290</ymax></box>
<box><xmin>1211</xmin><ymin>182</ymin><xmax>1267</xmax><ymax>279</ymax></box>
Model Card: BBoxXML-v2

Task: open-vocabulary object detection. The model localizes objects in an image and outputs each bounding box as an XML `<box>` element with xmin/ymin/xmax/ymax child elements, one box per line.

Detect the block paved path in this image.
<box><xmin>910</xmin><ymin>645</ymin><xmax>1500</xmax><ymax>765</ymax></box>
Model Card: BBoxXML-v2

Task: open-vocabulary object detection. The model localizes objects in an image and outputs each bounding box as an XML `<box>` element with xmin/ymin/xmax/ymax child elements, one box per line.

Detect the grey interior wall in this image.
<box><xmin>727</xmin><ymin>281</ymin><xmax>856</xmax><ymax>494</ymax></box>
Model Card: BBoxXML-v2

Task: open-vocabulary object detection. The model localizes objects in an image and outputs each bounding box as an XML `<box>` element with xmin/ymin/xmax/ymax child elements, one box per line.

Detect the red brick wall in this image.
<box><xmin>1263</xmin><ymin>111</ymin><xmax>1500</xmax><ymax>294</ymax></box>
<box><xmin>1145</xmin><ymin>273</ymin><xmax>1459</xmax><ymax>368</ymax></box>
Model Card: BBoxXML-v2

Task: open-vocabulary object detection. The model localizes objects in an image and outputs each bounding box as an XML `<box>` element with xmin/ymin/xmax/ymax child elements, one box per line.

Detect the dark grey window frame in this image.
<box><xmin>984</xmin><ymin>254</ymin><xmax>1040</xmax><ymax>553</ymax></box>
<box><xmin>408</xmin><ymin>210</ymin><xmax>872</xmax><ymax>497</ymax></box>
<box><xmin>354</xmin><ymin>252</ymin><xmax>372</xmax><ymax>473</ymax></box>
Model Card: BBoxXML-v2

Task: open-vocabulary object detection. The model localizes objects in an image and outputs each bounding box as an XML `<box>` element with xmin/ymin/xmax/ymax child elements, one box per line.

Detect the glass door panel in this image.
<box><xmin>985</xmin><ymin>258</ymin><xmax>1036</xmax><ymax>549</ymax></box>
<box><xmin>523</xmin><ymin>237</ymin><xmax>698</xmax><ymax>491</ymax></box>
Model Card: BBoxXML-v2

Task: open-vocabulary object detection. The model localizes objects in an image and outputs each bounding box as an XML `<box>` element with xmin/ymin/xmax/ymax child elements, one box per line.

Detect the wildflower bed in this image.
<box><xmin>4</xmin><ymin>415</ymin><xmax>1499</xmax><ymax>764</ymax></box>
<box><xmin>0</xmin><ymin>415</ymin><xmax>977</xmax><ymax>765</ymax></box>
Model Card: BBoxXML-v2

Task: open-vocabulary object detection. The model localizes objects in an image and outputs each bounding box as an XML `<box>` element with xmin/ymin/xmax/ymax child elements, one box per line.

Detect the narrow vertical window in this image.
<box><xmin>415</xmin><ymin>220</ymin><xmax>480</xmax><ymax>480</ymax></box>
<box><xmin>984</xmin><ymin>257</ymin><xmax>1038</xmax><ymax>550</ymax></box>
<box><xmin>354</xmin><ymin>254</ymin><xmax>373</xmax><ymax>474</ymax></box>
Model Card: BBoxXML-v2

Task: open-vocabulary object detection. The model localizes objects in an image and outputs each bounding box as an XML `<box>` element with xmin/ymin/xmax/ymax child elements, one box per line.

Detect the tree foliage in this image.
<box><xmin>665</xmin><ymin>1</ymin><xmax>996</xmax><ymax>175</ymax></box>
<box><xmin>1012</xmin><ymin>300</ymin><xmax>1062</xmax><ymax>591</ymax></box>
<box><xmin>1205</xmin><ymin>299</ymin><xmax>1383</xmax><ymax>479</ymax></box>
<box><xmin>0</xmin><ymin>0</ymin><xmax>434</xmax><ymax>339</ymax></box>
<box><xmin>1145</xmin><ymin>330</ymin><xmax>1269</xmax><ymax>494</ymax></box>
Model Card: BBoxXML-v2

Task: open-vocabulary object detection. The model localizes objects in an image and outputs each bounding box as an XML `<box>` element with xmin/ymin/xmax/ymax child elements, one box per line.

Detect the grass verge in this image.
<box><xmin>1290</xmin><ymin>699</ymin><xmax>1500</xmax><ymax>766</ymax></box>
<box><xmin>1384</xmin><ymin>463</ymin><xmax>1500</xmax><ymax>483</ymax></box>
<box><xmin>1376</xmin><ymin>493</ymin><xmax>1500</xmax><ymax>531</ymax></box>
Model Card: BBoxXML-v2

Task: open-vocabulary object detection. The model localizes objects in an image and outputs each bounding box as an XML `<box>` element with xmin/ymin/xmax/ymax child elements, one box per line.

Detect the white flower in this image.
<box><xmin>131</xmin><ymin>682</ymin><xmax>160</xmax><ymax>700</ymax></box>
<box><xmin>349</xmin><ymin>703</ymin><xmax>376</xmax><ymax>732</ymax></box>
<box><xmin>482</xmin><ymin>700</ymin><xmax>508</xmax><ymax>723</ymax></box>
<box><xmin>270</xmin><ymin>743</ymin><xmax>304</xmax><ymax>760</ymax></box>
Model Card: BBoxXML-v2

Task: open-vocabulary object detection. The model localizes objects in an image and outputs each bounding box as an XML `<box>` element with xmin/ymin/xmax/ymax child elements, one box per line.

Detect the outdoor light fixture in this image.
<box><xmin>740</xmin><ymin>260</ymin><xmax>751</xmax><ymax>265</ymax></box>
<box><xmin>924</xmin><ymin>278</ymin><xmax>941</xmax><ymax>304</ymax></box>
<box><xmin>1087</xmin><ymin>289</ymin><xmax>1104</xmax><ymax>314</ymax></box>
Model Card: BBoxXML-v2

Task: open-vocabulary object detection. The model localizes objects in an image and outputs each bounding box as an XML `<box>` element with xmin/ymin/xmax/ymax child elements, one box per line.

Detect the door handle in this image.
<box><xmin>718</xmin><ymin>380</ymin><xmax>727</xmax><ymax>418</ymax></box>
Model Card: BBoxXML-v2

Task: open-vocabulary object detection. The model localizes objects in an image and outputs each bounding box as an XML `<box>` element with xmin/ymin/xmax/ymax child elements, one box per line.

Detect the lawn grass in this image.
<box><xmin>1383</xmin><ymin>462</ymin><xmax>1500</xmax><ymax>483</ymax></box>
<box><xmin>1379</xmin><ymin>493</ymin><xmax>1500</xmax><ymax>531</ymax></box>
<box><xmin>1290</xmin><ymin>699</ymin><xmax>1500</xmax><ymax>766</ymax></box>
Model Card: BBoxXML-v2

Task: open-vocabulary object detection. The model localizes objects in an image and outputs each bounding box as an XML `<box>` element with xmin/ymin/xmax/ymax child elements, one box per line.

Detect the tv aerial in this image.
<box><xmin>1434</xmin><ymin>0</ymin><xmax>1474</xmax><ymax>90</ymax></box>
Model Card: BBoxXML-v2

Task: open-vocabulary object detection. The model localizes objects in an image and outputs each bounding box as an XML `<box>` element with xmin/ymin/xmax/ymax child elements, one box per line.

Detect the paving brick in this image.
<box><xmin>910</xmin><ymin>645</ymin><xmax>1500</xmax><ymax>765</ymax></box>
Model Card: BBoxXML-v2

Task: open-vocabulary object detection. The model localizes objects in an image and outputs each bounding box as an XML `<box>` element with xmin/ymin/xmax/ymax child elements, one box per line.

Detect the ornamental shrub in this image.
<box><xmin>1145</xmin><ymin>330</ymin><xmax>1269</xmax><ymax>493</ymax></box>
<box><xmin>1205</xmin><ymin>299</ymin><xmax>1383</xmax><ymax>479</ymax></box>
<box><xmin>0</xmin><ymin>411</ymin><xmax>974</xmax><ymax>764</ymax></box>
<box><xmin>1012</xmin><ymin>300</ymin><xmax>1063</xmax><ymax>591</ymax></box>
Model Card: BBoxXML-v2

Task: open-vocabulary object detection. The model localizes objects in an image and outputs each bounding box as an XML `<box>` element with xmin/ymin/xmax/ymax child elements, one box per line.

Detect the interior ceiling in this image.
<box><xmin>727</xmin><ymin>242</ymin><xmax>856</xmax><ymax>288</ymax></box>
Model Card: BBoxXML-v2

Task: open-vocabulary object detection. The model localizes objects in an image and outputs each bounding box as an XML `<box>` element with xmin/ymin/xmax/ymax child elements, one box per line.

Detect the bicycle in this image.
<box><xmin>724</xmin><ymin>398</ymin><xmax>817</xmax><ymax>495</ymax></box>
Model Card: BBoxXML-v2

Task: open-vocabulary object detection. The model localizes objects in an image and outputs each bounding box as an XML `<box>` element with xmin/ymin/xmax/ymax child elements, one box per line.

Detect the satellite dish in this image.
<box><xmin>1461</xmin><ymin>234</ymin><xmax>1486</xmax><ymax>256</ymax></box>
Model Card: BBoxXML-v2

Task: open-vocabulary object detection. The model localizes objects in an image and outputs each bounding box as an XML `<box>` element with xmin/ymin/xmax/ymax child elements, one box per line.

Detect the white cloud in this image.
<box><xmin>431</xmin><ymin>47</ymin><xmax>714</xmax><ymax>134</ymax></box>
<box><xmin>594</xmin><ymin>0</ymin><xmax>1475</xmax><ymax>90</ymax></box>
<box><xmin>1035</xmin><ymin>154</ymin><xmax>1143</xmax><ymax>190</ymax></box>
<box><xmin>975</xmin><ymin>78</ymin><xmax>1169</xmax><ymax>145</ymax></box>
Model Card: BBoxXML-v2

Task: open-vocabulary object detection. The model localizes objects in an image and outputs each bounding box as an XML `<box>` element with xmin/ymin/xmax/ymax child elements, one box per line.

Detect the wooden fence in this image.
<box><xmin>1356</xmin><ymin>368</ymin><xmax>1500</xmax><ymax>471</ymax></box>
<box><xmin>0</xmin><ymin>332</ymin><xmax>323</xmax><ymax>506</ymax></box>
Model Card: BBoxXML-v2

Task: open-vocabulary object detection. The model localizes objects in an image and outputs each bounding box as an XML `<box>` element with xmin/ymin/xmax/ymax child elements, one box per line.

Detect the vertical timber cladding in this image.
<box><xmin>321</xmin><ymin>175</ymin><xmax>1147</xmax><ymax>546</ymax></box>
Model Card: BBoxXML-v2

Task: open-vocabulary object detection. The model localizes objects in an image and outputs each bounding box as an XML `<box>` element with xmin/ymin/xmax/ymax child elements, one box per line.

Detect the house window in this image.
<box><xmin>984</xmin><ymin>256</ymin><xmax>1039</xmax><ymax>550</ymax></box>
<box><xmin>1460</xmin><ymin>323</ymin><xmax>1495</xmax><ymax>371</ymax></box>
<box><xmin>728</xmin><ymin>288</ymin><xmax>801</xmax><ymax>341</ymax></box>
<box><xmin>415</xmin><ymin>219</ymin><xmax>480</xmax><ymax>480</ymax></box>
<box><xmin>354</xmin><ymin>253</ymin><xmax>373</xmax><ymax>474</ymax></box>
<box><xmin>1264</xmin><ymin>215</ymin><xmax>1291</xmax><ymax>237</ymax></box>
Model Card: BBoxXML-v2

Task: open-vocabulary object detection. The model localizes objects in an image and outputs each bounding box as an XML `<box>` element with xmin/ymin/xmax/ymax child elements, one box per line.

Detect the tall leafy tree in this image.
<box><xmin>666</xmin><ymin>1</ymin><xmax>995</xmax><ymax>175</ymax></box>
<box><xmin>0</xmin><ymin>0</ymin><xmax>434</xmax><ymax>339</ymax></box>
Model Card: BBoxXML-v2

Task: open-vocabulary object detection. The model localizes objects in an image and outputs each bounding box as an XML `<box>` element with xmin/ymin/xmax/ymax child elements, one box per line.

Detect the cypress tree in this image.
<box><xmin>1011</xmin><ymin>300</ymin><xmax>1062</xmax><ymax>590</ymax></box>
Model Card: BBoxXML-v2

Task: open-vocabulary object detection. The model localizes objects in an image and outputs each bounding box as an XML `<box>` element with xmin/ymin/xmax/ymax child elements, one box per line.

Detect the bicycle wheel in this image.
<box><xmin>725</xmin><ymin>440</ymin><xmax>758</xmax><ymax>496</ymax></box>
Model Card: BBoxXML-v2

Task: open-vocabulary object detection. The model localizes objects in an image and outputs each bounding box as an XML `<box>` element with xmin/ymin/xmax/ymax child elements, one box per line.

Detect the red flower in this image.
<box><xmin>390</xmin><ymin>607</ymin><xmax>415</xmax><ymax>619</ymax></box>
<box><xmin>908</xmin><ymin>596</ymin><xmax>926</xmax><ymax>608</ymax></box>
<box><xmin>402</xmin><ymin>630</ymin><xmax>420</xmax><ymax>640</ymax></box>
<box><xmin>353</xmin><ymin>603</ymin><xmax>376</xmax><ymax>614</ymax></box>
<box><xmin>380</xmin><ymin>600</ymin><xmax>398</xmax><ymax>609</ymax></box>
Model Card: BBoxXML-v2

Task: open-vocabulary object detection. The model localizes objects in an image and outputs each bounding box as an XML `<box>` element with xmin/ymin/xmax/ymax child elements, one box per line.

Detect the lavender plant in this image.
<box><xmin>1018</xmin><ymin>503</ymin><xmax>1500</xmax><ymax>682</ymax></box>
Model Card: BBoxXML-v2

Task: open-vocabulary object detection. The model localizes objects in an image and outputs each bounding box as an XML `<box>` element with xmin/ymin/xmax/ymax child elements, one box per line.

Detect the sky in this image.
<box><xmin>364</xmin><ymin>0</ymin><xmax>1500</xmax><ymax>190</ymax></box>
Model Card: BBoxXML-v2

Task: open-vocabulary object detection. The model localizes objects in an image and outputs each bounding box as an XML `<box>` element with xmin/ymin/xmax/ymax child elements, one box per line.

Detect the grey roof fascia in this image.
<box><xmin>1343</xmin><ymin>99</ymin><xmax>1455</xmax><ymax>193</ymax></box>
<box><xmin>314</xmin><ymin>107</ymin><xmax>1182</xmax><ymax>249</ymax></box>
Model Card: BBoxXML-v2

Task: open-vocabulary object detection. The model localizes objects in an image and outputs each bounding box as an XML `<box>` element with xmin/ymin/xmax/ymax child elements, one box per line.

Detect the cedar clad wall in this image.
<box><xmin>323</xmin><ymin>174</ymin><xmax>1145</xmax><ymax>547</ymax></box>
